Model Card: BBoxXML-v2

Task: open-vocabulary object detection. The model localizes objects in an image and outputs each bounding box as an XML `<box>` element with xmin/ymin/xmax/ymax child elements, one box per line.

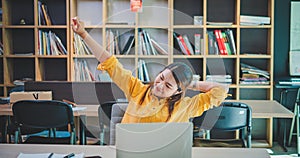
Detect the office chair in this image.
<box><xmin>192</xmin><ymin>102</ymin><xmax>252</xmax><ymax>148</ymax></box>
<box><xmin>109</xmin><ymin>103</ymin><xmax>127</xmax><ymax>145</ymax></box>
<box><xmin>12</xmin><ymin>100</ymin><xmax>76</xmax><ymax>144</ymax></box>
<box><xmin>98</xmin><ymin>101</ymin><xmax>128</xmax><ymax>145</ymax></box>
<box><xmin>0</xmin><ymin>85</ymin><xmax>24</xmax><ymax>143</ymax></box>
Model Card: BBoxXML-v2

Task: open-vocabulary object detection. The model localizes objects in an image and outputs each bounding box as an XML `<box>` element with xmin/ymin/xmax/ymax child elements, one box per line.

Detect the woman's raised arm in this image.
<box><xmin>71</xmin><ymin>17</ymin><xmax>111</xmax><ymax>63</ymax></box>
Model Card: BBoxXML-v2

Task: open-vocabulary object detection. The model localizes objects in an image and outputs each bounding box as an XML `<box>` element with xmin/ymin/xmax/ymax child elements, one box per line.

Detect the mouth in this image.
<box><xmin>153</xmin><ymin>86</ymin><xmax>162</xmax><ymax>93</ymax></box>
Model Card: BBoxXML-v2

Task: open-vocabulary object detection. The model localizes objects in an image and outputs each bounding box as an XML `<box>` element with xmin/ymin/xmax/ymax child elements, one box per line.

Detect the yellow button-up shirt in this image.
<box><xmin>97</xmin><ymin>56</ymin><xmax>227</xmax><ymax>123</ymax></box>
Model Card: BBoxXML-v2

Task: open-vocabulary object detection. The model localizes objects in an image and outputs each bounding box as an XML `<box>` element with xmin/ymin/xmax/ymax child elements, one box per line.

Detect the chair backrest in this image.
<box><xmin>109</xmin><ymin>103</ymin><xmax>128</xmax><ymax>145</ymax></box>
<box><xmin>98</xmin><ymin>101</ymin><xmax>128</xmax><ymax>145</ymax></box>
<box><xmin>192</xmin><ymin>102</ymin><xmax>252</xmax><ymax>148</ymax></box>
<box><xmin>192</xmin><ymin>102</ymin><xmax>252</xmax><ymax>131</ymax></box>
<box><xmin>12</xmin><ymin>100</ymin><xmax>74</xmax><ymax>130</ymax></box>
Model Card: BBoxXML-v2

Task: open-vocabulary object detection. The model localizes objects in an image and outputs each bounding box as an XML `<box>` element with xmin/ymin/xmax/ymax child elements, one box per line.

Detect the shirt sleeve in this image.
<box><xmin>97</xmin><ymin>56</ymin><xmax>146</xmax><ymax>100</ymax></box>
<box><xmin>187</xmin><ymin>86</ymin><xmax>228</xmax><ymax>118</ymax></box>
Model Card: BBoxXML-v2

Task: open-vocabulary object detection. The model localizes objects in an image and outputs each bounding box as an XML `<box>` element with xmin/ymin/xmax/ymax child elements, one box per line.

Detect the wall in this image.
<box><xmin>273</xmin><ymin>0</ymin><xmax>300</xmax><ymax>139</ymax></box>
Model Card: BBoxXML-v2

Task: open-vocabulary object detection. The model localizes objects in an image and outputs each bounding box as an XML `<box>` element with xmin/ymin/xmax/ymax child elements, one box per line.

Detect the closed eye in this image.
<box><xmin>159</xmin><ymin>74</ymin><xmax>174</xmax><ymax>89</ymax></box>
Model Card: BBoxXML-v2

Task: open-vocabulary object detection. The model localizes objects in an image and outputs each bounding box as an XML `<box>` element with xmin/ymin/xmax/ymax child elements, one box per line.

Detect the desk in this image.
<box><xmin>0</xmin><ymin>100</ymin><xmax>293</xmax><ymax>147</ymax></box>
<box><xmin>233</xmin><ymin>100</ymin><xmax>294</xmax><ymax>147</ymax></box>
<box><xmin>0</xmin><ymin>144</ymin><xmax>271</xmax><ymax>158</ymax></box>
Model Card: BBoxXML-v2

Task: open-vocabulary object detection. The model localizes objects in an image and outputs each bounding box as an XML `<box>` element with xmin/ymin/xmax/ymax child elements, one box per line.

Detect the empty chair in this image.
<box><xmin>98</xmin><ymin>101</ymin><xmax>128</xmax><ymax>145</ymax></box>
<box><xmin>12</xmin><ymin>100</ymin><xmax>76</xmax><ymax>144</ymax></box>
<box><xmin>192</xmin><ymin>102</ymin><xmax>252</xmax><ymax>148</ymax></box>
<box><xmin>109</xmin><ymin>103</ymin><xmax>128</xmax><ymax>145</ymax></box>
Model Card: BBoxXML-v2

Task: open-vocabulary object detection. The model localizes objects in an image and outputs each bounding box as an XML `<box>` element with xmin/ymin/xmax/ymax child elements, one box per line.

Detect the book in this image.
<box><xmin>122</xmin><ymin>35</ymin><xmax>135</xmax><ymax>55</ymax></box>
<box><xmin>52</xmin><ymin>33</ymin><xmax>67</xmax><ymax>55</ymax></box>
<box><xmin>214</xmin><ymin>30</ymin><xmax>226</xmax><ymax>55</ymax></box>
<box><xmin>178</xmin><ymin>35</ymin><xmax>191</xmax><ymax>55</ymax></box>
<box><xmin>150</xmin><ymin>39</ymin><xmax>168</xmax><ymax>55</ymax></box>
<box><xmin>40</xmin><ymin>3</ymin><xmax>52</xmax><ymax>25</ymax></box>
<box><xmin>145</xmin><ymin>31</ymin><xmax>157</xmax><ymax>55</ymax></box>
<box><xmin>141</xmin><ymin>30</ymin><xmax>154</xmax><ymax>55</ymax></box>
<box><xmin>141</xmin><ymin>60</ymin><xmax>150</xmax><ymax>82</ymax></box>
<box><xmin>207</xmin><ymin>22</ymin><xmax>233</xmax><ymax>26</ymax></box>
<box><xmin>206</xmin><ymin>75</ymin><xmax>232</xmax><ymax>83</ymax></box>
<box><xmin>240</xmin><ymin>15</ymin><xmax>270</xmax><ymax>25</ymax></box>
<box><xmin>221</xmin><ymin>32</ymin><xmax>232</xmax><ymax>55</ymax></box>
<box><xmin>207</xmin><ymin>31</ymin><xmax>217</xmax><ymax>55</ymax></box>
<box><xmin>225</xmin><ymin>29</ymin><xmax>236</xmax><ymax>55</ymax></box>
<box><xmin>194</xmin><ymin>34</ymin><xmax>201</xmax><ymax>55</ymax></box>
<box><xmin>182</xmin><ymin>34</ymin><xmax>194</xmax><ymax>55</ymax></box>
<box><xmin>173</xmin><ymin>33</ymin><xmax>188</xmax><ymax>55</ymax></box>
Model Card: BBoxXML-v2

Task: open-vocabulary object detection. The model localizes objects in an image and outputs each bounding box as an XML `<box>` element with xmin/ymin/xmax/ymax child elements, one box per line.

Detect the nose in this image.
<box><xmin>156</xmin><ymin>82</ymin><xmax>164</xmax><ymax>90</ymax></box>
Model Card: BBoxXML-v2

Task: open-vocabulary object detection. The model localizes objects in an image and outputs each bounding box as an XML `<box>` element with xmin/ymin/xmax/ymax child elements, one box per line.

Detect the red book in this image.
<box><xmin>178</xmin><ymin>35</ymin><xmax>191</xmax><ymax>55</ymax></box>
<box><xmin>218</xmin><ymin>30</ymin><xmax>228</xmax><ymax>55</ymax></box>
<box><xmin>214</xmin><ymin>30</ymin><xmax>226</xmax><ymax>55</ymax></box>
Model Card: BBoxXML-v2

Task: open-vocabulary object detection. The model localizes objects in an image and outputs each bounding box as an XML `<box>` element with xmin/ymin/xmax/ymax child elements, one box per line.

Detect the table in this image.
<box><xmin>0</xmin><ymin>100</ymin><xmax>293</xmax><ymax>147</ymax></box>
<box><xmin>227</xmin><ymin>100</ymin><xmax>294</xmax><ymax>147</ymax></box>
<box><xmin>0</xmin><ymin>144</ymin><xmax>271</xmax><ymax>158</ymax></box>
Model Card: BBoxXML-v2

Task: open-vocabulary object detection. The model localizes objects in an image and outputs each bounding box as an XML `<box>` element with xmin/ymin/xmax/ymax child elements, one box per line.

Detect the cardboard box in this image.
<box><xmin>10</xmin><ymin>91</ymin><xmax>52</xmax><ymax>104</ymax></box>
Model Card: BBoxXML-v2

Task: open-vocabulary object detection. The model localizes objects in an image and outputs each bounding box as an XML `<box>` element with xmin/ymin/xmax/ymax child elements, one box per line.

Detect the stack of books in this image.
<box><xmin>240</xmin><ymin>63</ymin><xmax>270</xmax><ymax>85</ymax></box>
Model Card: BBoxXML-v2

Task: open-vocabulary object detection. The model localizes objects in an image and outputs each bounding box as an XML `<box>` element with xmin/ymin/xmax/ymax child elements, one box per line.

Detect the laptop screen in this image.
<box><xmin>115</xmin><ymin>122</ymin><xmax>193</xmax><ymax>158</ymax></box>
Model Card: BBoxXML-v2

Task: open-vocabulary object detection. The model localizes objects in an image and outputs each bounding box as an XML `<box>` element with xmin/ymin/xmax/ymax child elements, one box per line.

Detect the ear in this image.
<box><xmin>177</xmin><ymin>87</ymin><xmax>182</xmax><ymax>92</ymax></box>
<box><xmin>174</xmin><ymin>89</ymin><xmax>182</xmax><ymax>95</ymax></box>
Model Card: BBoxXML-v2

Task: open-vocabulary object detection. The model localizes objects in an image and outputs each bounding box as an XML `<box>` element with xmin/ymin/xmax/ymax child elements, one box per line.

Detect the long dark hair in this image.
<box><xmin>138</xmin><ymin>62</ymin><xmax>193</xmax><ymax>121</ymax></box>
<box><xmin>164</xmin><ymin>62</ymin><xmax>193</xmax><ymax>121</ymax></box>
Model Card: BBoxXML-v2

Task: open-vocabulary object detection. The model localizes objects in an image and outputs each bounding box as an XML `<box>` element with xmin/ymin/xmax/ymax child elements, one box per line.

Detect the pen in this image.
<box><xmin>64</xmin><ymin>153</ymin><xmax>75</xmax><ymax>158</ymax></box>
<box><xmin>48</xmin><ymin>153</ymin><xmax>54</xmax><ymax>158</ymax></box>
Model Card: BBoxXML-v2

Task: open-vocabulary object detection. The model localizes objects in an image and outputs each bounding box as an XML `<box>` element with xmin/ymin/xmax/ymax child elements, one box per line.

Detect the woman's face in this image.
<box><xmin>152</xmin><ymin>69</ymin><xmax>179</xmax><ymax>98</ymax></box>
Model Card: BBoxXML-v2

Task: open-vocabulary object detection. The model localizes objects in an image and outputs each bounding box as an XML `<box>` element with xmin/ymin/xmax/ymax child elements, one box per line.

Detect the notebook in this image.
<box><xmin>115</xmin><ymin>122</ymin><xmax>193</xmax><ymax>158</ymax></box>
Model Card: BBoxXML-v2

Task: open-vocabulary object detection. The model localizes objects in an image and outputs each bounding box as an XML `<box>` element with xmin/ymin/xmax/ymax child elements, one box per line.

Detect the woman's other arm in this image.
<box><xmin>71</xmin><ymin>17</ymin><xmax>111</xmax><ymax>63</ymax></box>
<box><xmin>188</xmin><ymin>80</ymin><xmax>229</xmax><ymax>93</ymax></box>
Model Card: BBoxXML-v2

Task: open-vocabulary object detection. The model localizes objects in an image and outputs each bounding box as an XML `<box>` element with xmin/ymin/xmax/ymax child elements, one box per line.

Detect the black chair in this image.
<box><xmin>0</xmin><ymin>86</ymin><xmax>24</xmax><ymax>143</ymax></box>
<box><xmin>12</xmin><ymin>100</ymin><xmax>76</xmax><ymax>144</ymax></box>
<box><xmin>192</xmin><ymin>102</ymin><xmax>252</xmax><ymax>148</ymax></box>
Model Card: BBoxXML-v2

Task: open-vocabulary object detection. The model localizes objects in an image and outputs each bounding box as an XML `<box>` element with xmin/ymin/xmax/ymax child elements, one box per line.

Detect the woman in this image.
<box><xmin>72</xmin><ymin>17</ymin><xmax>229</xmax><ymax>123</ymax></box>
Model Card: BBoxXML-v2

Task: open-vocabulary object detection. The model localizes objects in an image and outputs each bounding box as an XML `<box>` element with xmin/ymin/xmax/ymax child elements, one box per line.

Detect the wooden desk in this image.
<box><xmin>235</xmin><ymin>100</ymin><xmax>294</xmax><ymax>148</ymax></box>
<box><xmin>0</xmin><ymin>100</ymin><xmax>293</xmax><ymax>147</ymax></box>
<box><xmin>0</xmin><ymin>144</ymin><xmax>271</xmax><ymax>158</ymax></box>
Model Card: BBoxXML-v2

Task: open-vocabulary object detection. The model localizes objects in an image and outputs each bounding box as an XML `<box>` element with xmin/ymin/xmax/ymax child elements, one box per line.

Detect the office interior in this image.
<box><xmin>0</xmin><ymin>0</ymin><xmax>300</xmax><ymax>157</ymax></box>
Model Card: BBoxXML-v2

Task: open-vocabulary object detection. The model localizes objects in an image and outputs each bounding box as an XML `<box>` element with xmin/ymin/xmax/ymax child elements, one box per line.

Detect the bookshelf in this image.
<box><xmin>71</xmin><ymin>0</ymin><xmax>274</xmax><ymax>101</ymax></box>
<box><xmin>69</xmin><ymin>0</ymin><xmax>274</xmax><ymax>147</ymax></box>
<box><xmin>0</xmin><ymin>0</ymin><xmax>70</xmax><ymax>96</ymax></box>
<box><xmin>1</xmin><ymin>0</ymin><xmax>274</xmax><ymax>147</ymax></box>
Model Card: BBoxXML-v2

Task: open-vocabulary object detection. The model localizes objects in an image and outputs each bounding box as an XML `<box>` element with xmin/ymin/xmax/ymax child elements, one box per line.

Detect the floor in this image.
<box><xmin>269</xmin><ymin>141</ymin><xmax>298</xmax><ymax>157</ymax></box>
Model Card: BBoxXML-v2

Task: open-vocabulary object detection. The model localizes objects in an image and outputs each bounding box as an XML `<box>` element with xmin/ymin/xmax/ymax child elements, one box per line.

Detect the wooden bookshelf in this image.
<box><xmin>1</xmin><ymin>0</ymin><xmax>274</xmax><ymax>147</ymax></box>
<box><xmin>69</xmin><ymin>0</ymin><xmax>273</xmax><ymax>100</ymax></box>
<box><xmin>69</xmin><ymin>0</ymin><xmax>274</xmax><ymax>147</ymax></box>
<box><xmin>0</xmin><ymin>0</ymin><xmax>70</xmax><ymax>96</ymax></box>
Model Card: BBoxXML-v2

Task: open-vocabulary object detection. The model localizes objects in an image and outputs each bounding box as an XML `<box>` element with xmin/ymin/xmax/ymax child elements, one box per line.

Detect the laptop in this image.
<box><xmin>115</xmin><ymin>122</ymin><xmax>193</xmax><ymax>158</ymax></box>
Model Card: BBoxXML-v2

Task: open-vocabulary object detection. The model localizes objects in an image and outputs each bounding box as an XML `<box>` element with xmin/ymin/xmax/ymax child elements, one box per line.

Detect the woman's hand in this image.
<box><xmin>71</xmin><ymin>17</ymin><xmax>87</xmax><ymax>39</ymax></box>
<box><xmin>188</xmin><ymin>80</ymin><xmax>229</xmax><ymax>93</ymax></box>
